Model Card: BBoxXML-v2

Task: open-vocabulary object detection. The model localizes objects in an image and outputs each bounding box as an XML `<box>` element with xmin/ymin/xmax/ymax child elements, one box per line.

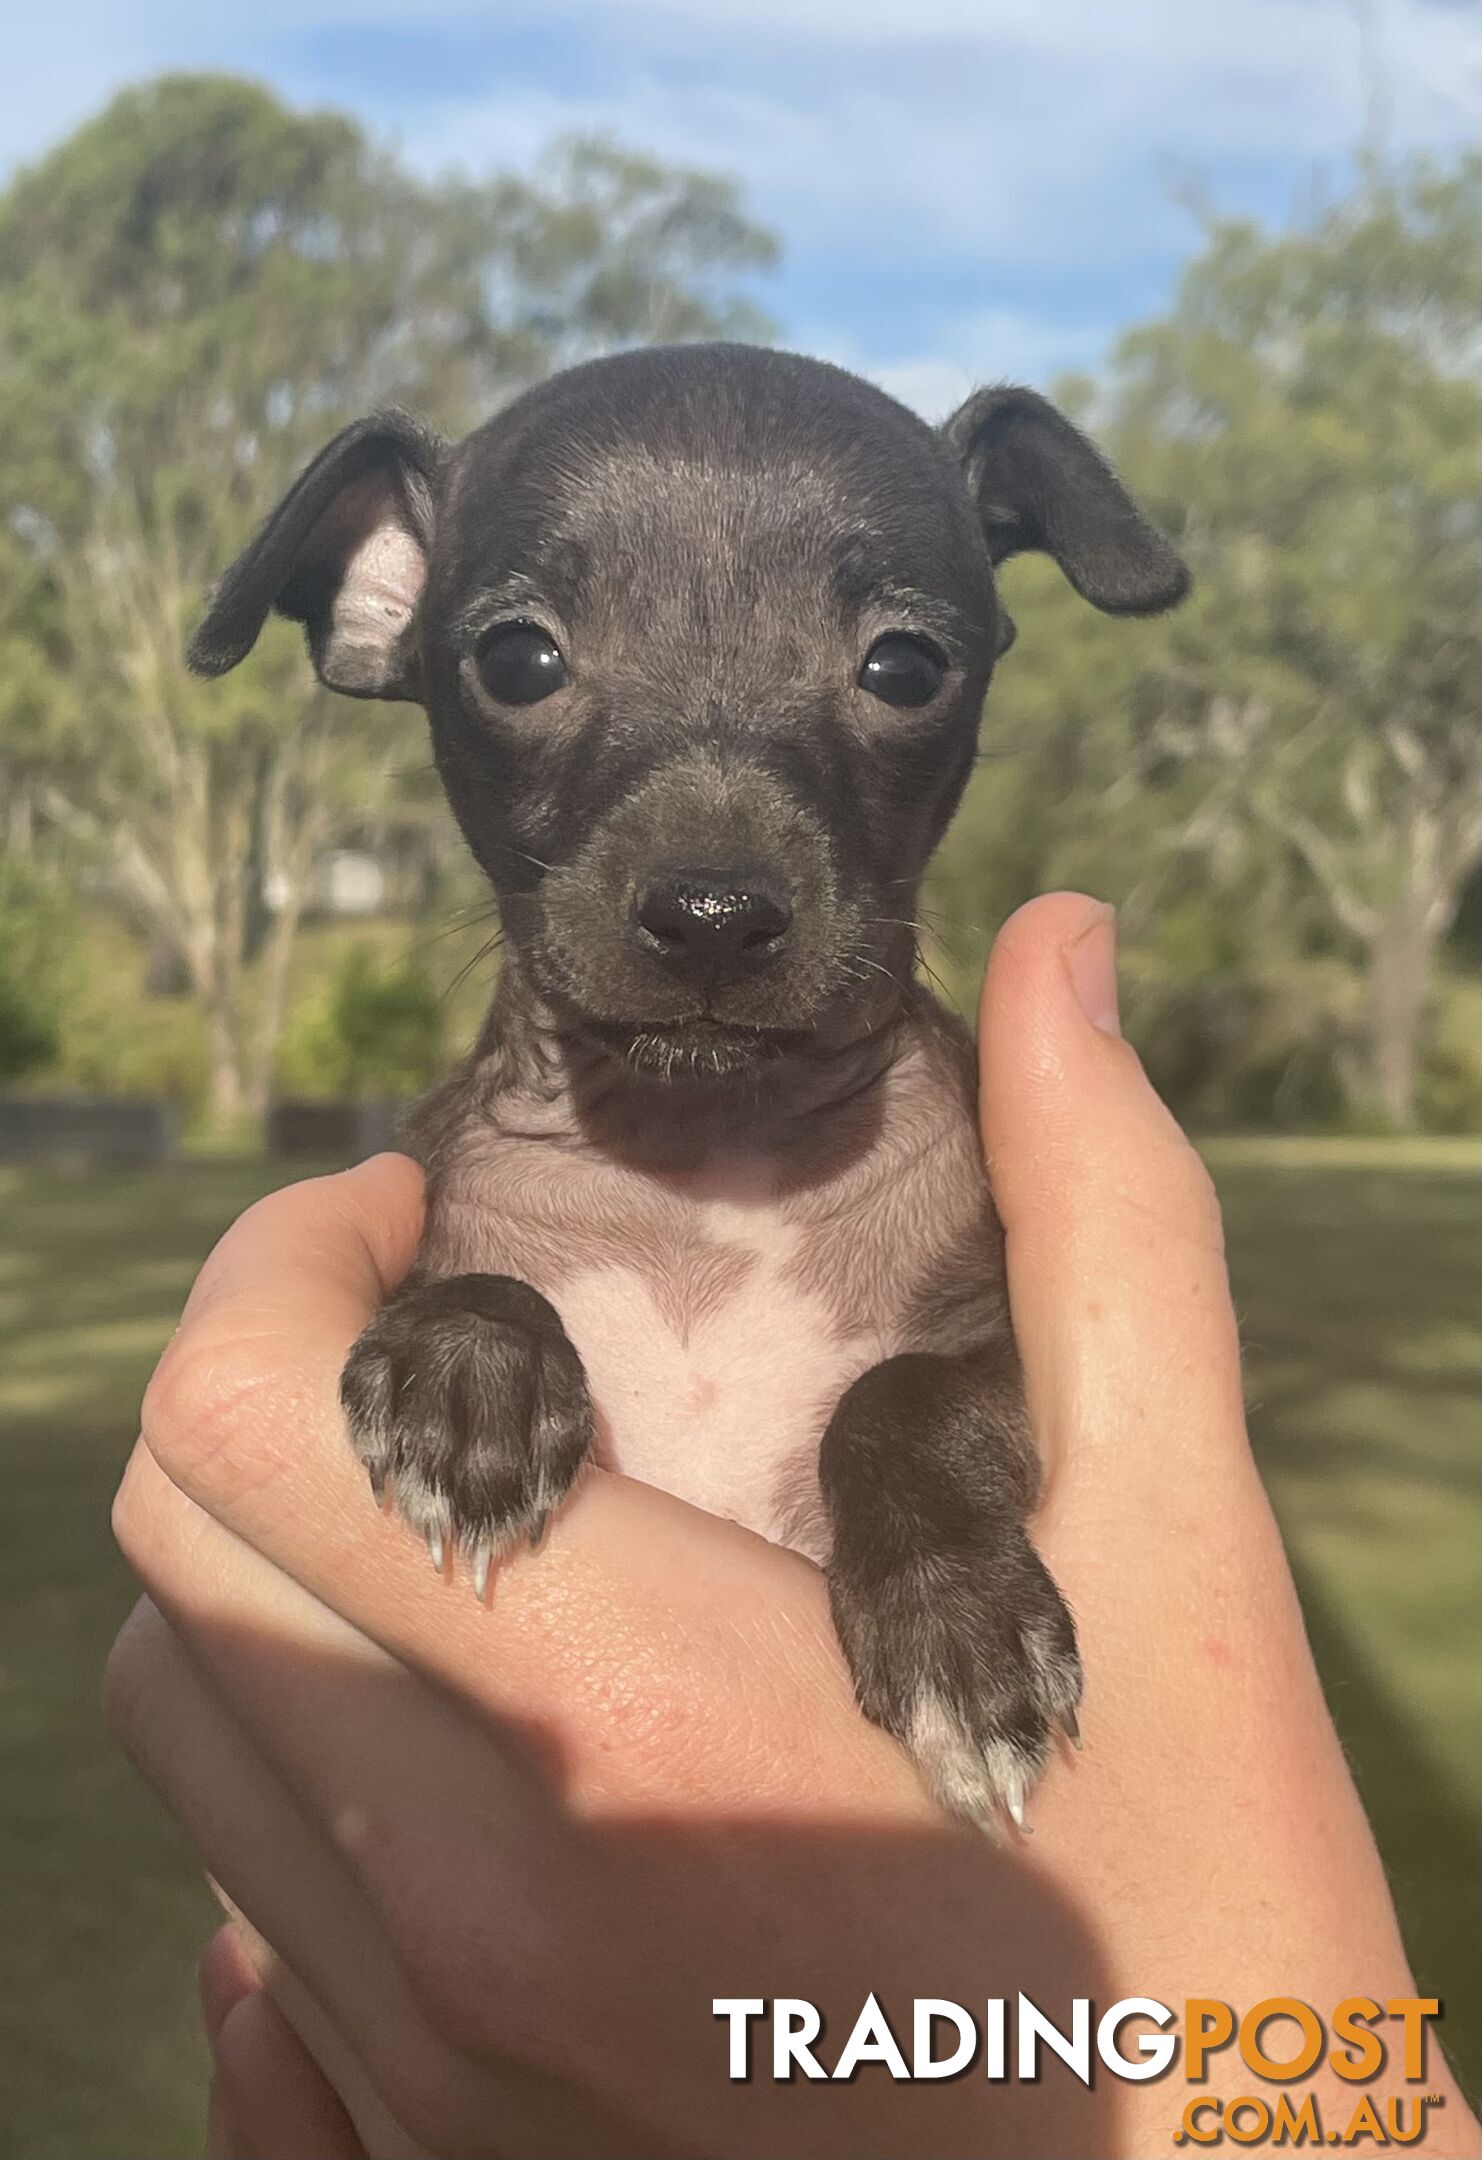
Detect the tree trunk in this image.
<box><xmin>204</xmin><ymin>989</ymin><xmax>245</xmax><ymax>1131</ymax></box>
<box><xmin>191</xmin><ymin>880</ymin><xmax>249</xmax><ymax>1136</ymax></box>
<box><xmin>1365</xmin><ymin>898</ymin><xmax>1438</xmax><ymax>1128</ymax></box>
<box><xmin>245</xmin><ymin>869</ymin><xmax>310</xmax><ymax>1120</ymax></box>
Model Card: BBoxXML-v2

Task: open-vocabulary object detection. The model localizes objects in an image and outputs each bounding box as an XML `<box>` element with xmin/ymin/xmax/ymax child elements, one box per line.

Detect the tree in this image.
<box><xmin>0</xmin><ymin>75</ymin><xmax>776</xmax><ymax>1128</ymax></box>
<box><xmin>0</xmin><ymin>860</ymin><xmax>75</xmax><ymax>1083</ymax></box>
<box><xmin>1106</xmin><ymin>155</ymin><xmax>1482</xmax><ymax>1127</ymax></box>
<box><xmin>931</xmin><ymin>154</ymin><xmax>1481</xmax><ymax>1129</ymax></box>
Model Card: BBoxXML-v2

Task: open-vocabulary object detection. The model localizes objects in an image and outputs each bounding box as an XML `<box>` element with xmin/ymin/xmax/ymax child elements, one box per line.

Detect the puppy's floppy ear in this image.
<box><xmin>188</xmin><ymin>410</ymin><xmax>447</xmax><ymax>700</ymax></box>
<box><xmin>944</xmin><ymin>384</ymin><xmax>1189</xmax><ymax>617</ymax></box>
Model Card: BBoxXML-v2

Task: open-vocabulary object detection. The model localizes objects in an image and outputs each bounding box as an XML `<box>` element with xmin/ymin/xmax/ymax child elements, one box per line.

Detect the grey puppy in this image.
<box><xmin>189</xmin><ymin>344</ymin><xmax>1188</xmax><ymax>1827</ymax></box>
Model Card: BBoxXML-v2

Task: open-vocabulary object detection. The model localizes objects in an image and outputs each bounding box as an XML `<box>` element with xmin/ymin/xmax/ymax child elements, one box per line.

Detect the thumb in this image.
<box><xmin>975</xmin><ymin>903</ymin><xmax>1431</xmax><ymax>2069</ymax></box>
<box><xmin>978</xmin><ymin>893</ymin><xmax>1255</xmax><ymax>1546</ymax></box>
<box><xmin>978</xmin><ymin>892</ymin><xmax>1328</xmax><ymax>1785</ymax></box>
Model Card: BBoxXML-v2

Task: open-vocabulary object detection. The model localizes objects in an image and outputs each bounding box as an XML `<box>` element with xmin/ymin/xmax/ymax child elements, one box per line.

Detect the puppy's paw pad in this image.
<box><xmin>340</xmin><ymin>1274</ymin><xmax>592</xmax><ymax>1573</ymax></box>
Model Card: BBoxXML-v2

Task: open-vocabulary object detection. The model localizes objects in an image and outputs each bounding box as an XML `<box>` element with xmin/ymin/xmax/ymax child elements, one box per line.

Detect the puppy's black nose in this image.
<box><xmin>634</xmin><ymin>870</ymin><xmax>793</xmax><ymax>989</ymax></box>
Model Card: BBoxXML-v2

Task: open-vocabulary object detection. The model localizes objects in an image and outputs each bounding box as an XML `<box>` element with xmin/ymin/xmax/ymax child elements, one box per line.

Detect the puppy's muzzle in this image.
<box><xmin>632</xmin><ymin>868</ymin><xmax>793</xmax><ymax>995</ymax></box>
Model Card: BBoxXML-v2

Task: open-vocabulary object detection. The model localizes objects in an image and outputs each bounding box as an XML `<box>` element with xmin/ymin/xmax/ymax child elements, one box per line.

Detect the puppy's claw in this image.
<box><xmin>1003</xmin><ymin>1774</ymin><xmax>1030</xmax><ymax>1834</ymax></box>
<box><xmin>427</xmin><ymin>1527</ymin><xmax>444</xmax><ymax>1573</ymax></box>
<box><xmin>1061</xmin><ymin>1704</ymin><xmax>1082</xmax><ymax>1751</ymax></box>
<box><xmin>470</xmin><ymin>1543</ymin><xmax>492</xmax><ymax>1601</ymax></box>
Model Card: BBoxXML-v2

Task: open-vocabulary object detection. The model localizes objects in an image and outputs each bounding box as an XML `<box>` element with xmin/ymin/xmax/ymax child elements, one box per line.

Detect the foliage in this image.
<box><xmin>932</xmin><ymin>153</ymin><xmax>1482</xmax><ymax>1129</ymax></box>
<box><xmin>14</xmin><ymin>907</ymin><xmax>210</xmax><ymax>1106</ymax></box>
<box><xmin>1414</xmin><ymin>973</ymin><xmax>1482</xmax><ymax>1137</ymax></box>
<box><xmin>275</xmin><ymin>941</ymin><xmax>446</xmax><ymax>1100</ymax></box>
<box><xmin>0</xmin><ymin>75</ymin><xmax>776</xmax><ymax>1130</ymax></box>
<box><xmin>1</xmin><ymin>78</ymin><xmax>1474</xmax><ymax>1135</ymax></box>
<box><xmin>0</xmin><ymin>859</ymin><xmax>77</xmax><ymax>1082</ymax></box>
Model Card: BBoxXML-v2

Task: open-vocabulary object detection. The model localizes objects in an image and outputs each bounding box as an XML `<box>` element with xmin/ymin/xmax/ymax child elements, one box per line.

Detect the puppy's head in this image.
<box><xmin>191</xmin><ymin>346</ymin><xmax>1186</xmax><ymax>1082</ymax></box>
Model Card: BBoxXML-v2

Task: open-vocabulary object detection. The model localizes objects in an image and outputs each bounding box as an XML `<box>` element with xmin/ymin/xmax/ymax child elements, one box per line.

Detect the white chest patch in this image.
<box><xmin>550</xmin><ymin>1179</ymin><xmax>890</xmax><ymax>1563</ymax></box>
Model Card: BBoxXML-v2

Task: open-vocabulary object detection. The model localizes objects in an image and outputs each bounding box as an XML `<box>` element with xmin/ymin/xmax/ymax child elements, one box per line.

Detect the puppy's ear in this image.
<box><xmin>187</xmin><ymin>411</ymin><xmax>447</xmax><ymax>700</ymax></box>
<box><xmin>944</xmin><ymin>385</ymin><xmax>1189</xmax><ymax>616</ymax></box>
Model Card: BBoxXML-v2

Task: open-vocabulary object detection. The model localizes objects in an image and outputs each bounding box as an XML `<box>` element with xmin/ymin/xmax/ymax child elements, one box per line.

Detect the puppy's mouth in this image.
<box><xmin>588</xmin><ymin>1015</ymin><xmax>811</xmax><ymax>1082</ymax></box>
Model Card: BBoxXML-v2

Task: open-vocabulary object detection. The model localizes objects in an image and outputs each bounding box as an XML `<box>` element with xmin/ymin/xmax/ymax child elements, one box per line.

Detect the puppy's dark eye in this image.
<box><xmin>475</xmin><ymin>621</ymin><xmax>568</xmax><ymax>705</ymax></box>
<box><xmin>858</xmin><ymin>634</ymin><xmax>947</xmax><ymax>709</ymax></box>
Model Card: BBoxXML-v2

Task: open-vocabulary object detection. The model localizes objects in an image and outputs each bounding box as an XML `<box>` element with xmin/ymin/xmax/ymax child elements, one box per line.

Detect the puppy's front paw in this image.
<box><xmin>829</xmin><ymin>1528</ymin><xmax>1081</xmax><ymax>1833</ymax></box>
<box><xmin>340</xmin><ymin>1273</ymin><xmax>592</xmax><ymax>1588</ymax></box>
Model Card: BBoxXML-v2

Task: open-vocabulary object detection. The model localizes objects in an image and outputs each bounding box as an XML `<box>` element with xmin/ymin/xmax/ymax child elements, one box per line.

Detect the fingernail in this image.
<box><xmin>1066</xmin><ymin>904</ymin><xmax>1121</xmax><ymax>1037</ymax></box>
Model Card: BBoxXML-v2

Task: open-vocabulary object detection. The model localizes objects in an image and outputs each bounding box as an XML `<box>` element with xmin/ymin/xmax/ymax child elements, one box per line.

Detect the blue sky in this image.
<box><xmin>4</xmin><ymin>0</ymin><xmax>1476</xmax><ymax>414</ymax></box>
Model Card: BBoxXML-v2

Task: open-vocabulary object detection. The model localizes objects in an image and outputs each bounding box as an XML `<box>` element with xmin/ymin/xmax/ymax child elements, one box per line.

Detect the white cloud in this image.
<box><xmin>807</xmin><ymin>307</ymin><xmax>1114</xmax><ymax>417</ymax></box>
<box><xmin>863</xmin><ymin>358</ymin><xmax>981</xmax><ymax>421</ymax></box>
<box><xmin>10</xmin><ymin>0</ymin><xmax>1474</xmax><ymax>233</ymax></box>
<box><xmin>2</xmin><ymin>0</ymin><xmax>1475</xmax><ymax>393</ymax></box>
<box><xmin>365</xmin><ymin>0</ymin><xmax>1478</xmax><ymax>271</ymax></box>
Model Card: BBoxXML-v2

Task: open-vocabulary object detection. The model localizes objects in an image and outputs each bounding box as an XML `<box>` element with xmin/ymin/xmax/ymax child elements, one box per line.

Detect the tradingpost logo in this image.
<box><xmin>712</xmin><ymin>1993</ymin><xmax>1447</xmax><ymax>2144</ymax></box>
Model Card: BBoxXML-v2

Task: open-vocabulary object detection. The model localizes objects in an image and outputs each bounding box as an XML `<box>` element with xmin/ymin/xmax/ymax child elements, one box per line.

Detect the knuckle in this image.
<box><xmin>140</xmin><ymin>1324</ymin><xmax>272</xmax><ymax>1494</ymax></box>
<box><xmin>109</xmin><ymin>1455</ymin><xmax>151</xmax><ymax>1573</ymax></box>
<box><xmin>110</xmin><ymin>1448</ymin><xmax>192</xmax><ymax>1602</ymax></box>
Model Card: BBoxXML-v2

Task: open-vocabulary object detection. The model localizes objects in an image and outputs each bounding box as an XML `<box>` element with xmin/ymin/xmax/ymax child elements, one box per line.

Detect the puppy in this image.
<box><xmin>190</xmin><ymin>345</ymin><xmax>1188</xmax><ymax>1826</ymax></box>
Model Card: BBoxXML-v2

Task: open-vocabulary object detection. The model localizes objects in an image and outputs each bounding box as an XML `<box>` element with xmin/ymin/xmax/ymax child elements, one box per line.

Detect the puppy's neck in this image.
<box><xmin>472</xmin><ymin>957</ymin><xmax>902</xmax><ymax>1175</ymax></box>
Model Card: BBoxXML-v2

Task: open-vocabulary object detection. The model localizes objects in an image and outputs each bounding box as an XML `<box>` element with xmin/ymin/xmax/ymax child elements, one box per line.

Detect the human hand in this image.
<box><xmin>107</xmin><ymin>892</ymin><xmax>1479</xmax><ymax>2157</ymax></box>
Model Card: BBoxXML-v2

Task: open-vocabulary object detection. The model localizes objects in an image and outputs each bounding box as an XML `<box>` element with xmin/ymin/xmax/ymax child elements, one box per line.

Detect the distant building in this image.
<box><xmin>302</xmin><ymin>849</ymin><xmax>387</xmax><ymax>918</ymax></box>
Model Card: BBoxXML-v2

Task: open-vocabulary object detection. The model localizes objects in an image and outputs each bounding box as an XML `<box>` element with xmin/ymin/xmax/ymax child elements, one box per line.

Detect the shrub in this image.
<box><xmin>1416</xmin><ymin>972</ymin><xmax>1482</xmax><ymax>1135</ymax></box>
<box><xmin>276</xmin><ymin>942</ymin><xmax>446</xmax><ymax>1101</ymax></box>
<box><xmin>0</xmin><ymin>860</ymin><xmax>75</xmax><ymax>1083</ymax></box>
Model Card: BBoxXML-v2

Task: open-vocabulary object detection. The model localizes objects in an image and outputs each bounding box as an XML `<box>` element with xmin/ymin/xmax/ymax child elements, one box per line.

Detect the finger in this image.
<box><xmin>141</xmin><ymin>1152</ymin><xmax>424</xmax><ymax>1522</ymax></box>
<box><xmin>978</xmin><ymin>892</ymin><xmax>1249</xmax><ymax>1520</ymax></box>
<box><xmin>135</xmin><ymin>1149</ymin><xmax>895</xmax><ymax>1817</ymax></box>
<box><xmin>203</xmin><ymin>1912</ymin><xmax>435</xmax><ymax>2160</ymax></box>
<box><xmin>107</xmin><ymin>1587</ymin><xmax>673</xmax><ymax>2160</ymax></box>
<box><xmin>135</xmin><ymin>1142</ymin><xmax>889</xmax><ymax>1816</ymax></box>
<box><xmin>116</xmin><ymin>1457</ymin><xmax>1135</xmax><ymax>2156</ymax></box>
<box><xmin>977</xmin><ymin>891</ymin><xmax>1290</xmax><ymax>1612</ymax></box>
<box><xmin>236</xmin><ymin>1943</ymin><xmax>435</xmax><ymax>2160</ymax></box>
<box><xmin>172</xmin><ymin>1152</ymin><xmax>425</xmax><ymax>1337</ymax></box>
<box><xmin>977</xmin><ymin>896</ymin><xmax>1369</xmax><ymax>1857</ymax></box>
<box><xmin>200</xmin><ymin>1922</ymin><xmax>261</xmax><ymax>2047</ymax></box>
<box><xmin>105</xmin><ymin>1599</ymin><xmax>467</xmax><ymax>2125</ymax></box>
<box><xmin>201</xmin><ymin>1928</ymin><xmax>390</xmax><ymax>2158</ymax></box>
<box><xmin>135</xmin><ymin>1293</ymin><xmax>905</xmax><ymax>1822</ymax></box>
<box><xmin>207</xmin><ymin>2073</ymin><xmax>247</xmax><ymax>2160</ymax></box>
<box><xmin>118</xmin><ymin>1466</ymin><xmax>592</xmax><ymax>2008</ymax></box>
<box><xmin>115</xmin><ymin>1450</ymin><xmax>917</xmax><ymax>2148</ymax></box>
<box><xmin>213</xmin><ymin>1990</ymin><xmax>367</xmax><ymax>2160</ymax></box>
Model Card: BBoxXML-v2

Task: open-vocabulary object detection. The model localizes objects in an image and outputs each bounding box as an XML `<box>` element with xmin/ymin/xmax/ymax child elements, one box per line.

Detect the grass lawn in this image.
<box><xmin>0</xmin><ymin>1138</ymin><xmax>1477</xmax><ymax>2155</ymax></box>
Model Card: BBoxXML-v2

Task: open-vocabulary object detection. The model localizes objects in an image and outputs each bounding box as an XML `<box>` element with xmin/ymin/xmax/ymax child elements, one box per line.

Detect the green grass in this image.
<box><xmin>1205</xmin><ymin>1136</ymin><xmax>1480</xmax><ymax>2097</ymax></box>
<box><xmin>0</xmin><ymin>1141</ymin><xmax>1477</xmax><ymax>2155</ymax></box>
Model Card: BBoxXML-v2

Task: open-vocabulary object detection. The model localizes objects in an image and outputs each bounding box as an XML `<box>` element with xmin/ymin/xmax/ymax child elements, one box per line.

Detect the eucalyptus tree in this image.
<box><xmin>0</xmin><ymin>75</ymin><xmax>776</xmax><ymax>1125</ymax></box>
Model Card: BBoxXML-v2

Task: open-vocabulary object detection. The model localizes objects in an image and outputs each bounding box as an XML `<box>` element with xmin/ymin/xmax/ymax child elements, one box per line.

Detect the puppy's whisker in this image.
<box><xmin>916</xmin><ymin>903</ymin><xmax>991</xmax><ymax>944</ymax></box>
<box><xmin>442</xmin><ymin>931</ymin><xmax>506</xmax><ymax>1002</ymax></box>
<box><xmin>913</xmin><ymin>942</ymin><xmax>960</xmax><ymax>1010</ymax></box>
<box><xmin>403</xmin><ymin>905</ymin><xmax>503</xmax><ymax>961</ymax></box>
